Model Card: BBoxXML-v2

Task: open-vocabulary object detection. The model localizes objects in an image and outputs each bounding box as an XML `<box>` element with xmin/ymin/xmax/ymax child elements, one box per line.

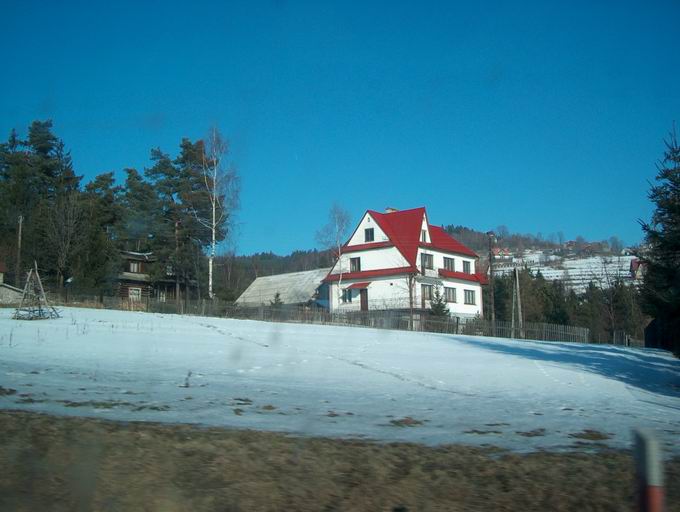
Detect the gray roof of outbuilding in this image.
<box><xmin>236</xmin><ymin>268</ymin><xmax>330</xmax><ymax>306</ymax></box>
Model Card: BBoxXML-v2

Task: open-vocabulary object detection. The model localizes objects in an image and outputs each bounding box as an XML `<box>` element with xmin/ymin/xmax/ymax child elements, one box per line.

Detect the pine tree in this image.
<box><xmin>74</xmin><ymin>173</ymin><xmax>124</xmax><ymax>296</ymax></box>
<box><xmin>640</xmin><ymin>129</ymin><xmax>680</xmax><ymax>354</ymax></box>
<box><xmin>270</xmin><ymin>292</ymin><xmax>283</xmax><ymax>307</ymax></box>
<box><xmin>429</xmin><ymin>286</ymin><xmax>449</xmax><ymax>317</ymax></box>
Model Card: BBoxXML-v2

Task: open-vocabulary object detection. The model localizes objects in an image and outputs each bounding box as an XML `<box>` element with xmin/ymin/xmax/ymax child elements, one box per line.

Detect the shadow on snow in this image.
<box><xmin>449</xmin><ymin>335</ymin><xmax>680</xmax><ymax>399</ymax></box>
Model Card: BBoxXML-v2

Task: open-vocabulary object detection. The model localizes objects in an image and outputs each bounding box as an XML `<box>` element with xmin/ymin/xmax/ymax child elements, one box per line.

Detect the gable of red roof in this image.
<box><xmin>335</xmin><ymin>207</ymin><xmax>479</xmax><ymax>276</ymax></box>
<box><xmin>367</xmin><ymin>207</ymin><xmax>427</xmax><ymax>266</ymax></box>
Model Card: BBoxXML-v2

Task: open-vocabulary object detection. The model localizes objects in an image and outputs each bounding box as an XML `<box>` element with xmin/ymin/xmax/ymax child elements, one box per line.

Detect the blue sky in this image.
<box><xmin>2</xmin><ymin>1</ymin><xmax>679</xmax><ymax>254</ymax></box>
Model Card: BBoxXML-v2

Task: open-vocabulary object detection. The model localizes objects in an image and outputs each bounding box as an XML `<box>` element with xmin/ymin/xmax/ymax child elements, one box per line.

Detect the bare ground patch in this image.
<box><xmin>569</xmin><ymin>429</ymin><xmax>613</xmax><ymax>441</ymax></box>
<box><xmin>517</xmin><ymin>429</ymin><xmax>547</xmax><ymax>437</ymax></box>
<box><xmin>389</xmin><ymin>416</ymin><xmax>425</xmax><ymax>427</ymax></box>
<box><xmin>0</xmin><ymin>410</ymin><xmax>679</xmax><ymax>512</ymax></box>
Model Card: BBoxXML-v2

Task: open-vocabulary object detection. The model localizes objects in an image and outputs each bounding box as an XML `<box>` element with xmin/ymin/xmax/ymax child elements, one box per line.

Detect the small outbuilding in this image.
<box><xmin>236</xmin><ymin>268</ymin><xmax>331</xmax><ymax>307</ymax></box>
<box><xmin>0</xmin><ymin>261</ymin><xmax>23</xmax><ymax>305</ymax></box>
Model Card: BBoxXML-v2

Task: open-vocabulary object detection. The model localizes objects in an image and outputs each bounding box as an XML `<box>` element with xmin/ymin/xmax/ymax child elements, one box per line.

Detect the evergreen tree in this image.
<box><xmin>74</xmin><ymin>172</ymin><xmax>124</xmax><ymax>295</ymax></box>
<box><xmin>120</xmin><ymin>168</ymin><xmax>163</xmax><ymax>252</ymax></box>
<box><xmin>640</xmin><ymin>129</ymin><xmax>680</xmax><ymax>354</ymax></box>
<box><xmin>270</xmin><ymin>292</ymin><xmax>283</xmax><ymax>306</ymax></box>
<box><xmin>429</xmin><ymin>286</ymin><xmax>449</xmax><ymax>317</ymax></box>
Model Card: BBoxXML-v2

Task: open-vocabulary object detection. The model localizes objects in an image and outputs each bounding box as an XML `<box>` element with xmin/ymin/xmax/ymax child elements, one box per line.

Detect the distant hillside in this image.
<box><xmin>444</xmin><ymin>224</ymin><xmax>625</xmax><ymax>257</ymax></box>
<box><xmin>443</xmin><ymin>225</ymin><xmax>559</xmax><ymax>255</ymax></box>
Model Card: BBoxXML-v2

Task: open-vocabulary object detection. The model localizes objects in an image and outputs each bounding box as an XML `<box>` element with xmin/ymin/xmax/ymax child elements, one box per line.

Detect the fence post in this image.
<box><xmin>634</xmin><ymin>429</ymin><xmax>664</xmax><ymax>512</ymax></box>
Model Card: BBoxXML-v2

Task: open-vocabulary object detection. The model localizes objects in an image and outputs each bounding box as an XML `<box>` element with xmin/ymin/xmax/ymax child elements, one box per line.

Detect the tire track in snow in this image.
<box><xmin>192</xmin><ymin>319</ymin><xmax>483</xmax><ymax>398</ymax></box>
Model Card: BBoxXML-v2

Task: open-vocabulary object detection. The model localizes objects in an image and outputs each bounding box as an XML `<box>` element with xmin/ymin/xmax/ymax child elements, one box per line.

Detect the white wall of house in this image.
<box><xmin>329</xmin><ymin>276</ymin><xmax>483</xmax><ymax>318</ymax></box>
<box><xmin>420</xmin><ymin>216</ymin><xmax>431</xmax><ymax>243</ymax></box>
<box><xmin>416</xmin><ymin>248</ymin><xmax>476</xmax><ymax>275</ymax></box>
<box><xmin>329</xmin><ymin>276</ymin><xmax>412</xmax><ymax>311</ymax></box>
<box><xmin>347</xmin><ymin>212</ymin><xmax>390</xmax><ymax>246</ymax></box>
<box><xmin>328</xmin><ymin>246</ymin><xmax>409</xmax><ymax>277</ymax></box>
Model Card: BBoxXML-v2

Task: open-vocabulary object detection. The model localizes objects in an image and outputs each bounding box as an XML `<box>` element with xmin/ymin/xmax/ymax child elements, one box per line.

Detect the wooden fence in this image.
<box><xmin>51</xmin><ymin>293</ymin><xmax>596</xmax><ymax>344</ymax></box>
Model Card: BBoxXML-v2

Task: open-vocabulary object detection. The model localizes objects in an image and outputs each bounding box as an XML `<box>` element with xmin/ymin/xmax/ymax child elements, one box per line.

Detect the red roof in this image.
<box><xmin>366</xmin><ymin>207</ymin><xmax>426</xmax><ymax>265</ymax></box>
<box><xmin>342</xmin><ymin>241</ymin><xmax>393</xmax><ymax>253</ymax></box>
<box><xmin>425</xmin><ymin>225</ymin><xmax>478</xmax><ymax>258</ymax></box>
<box><xmin>345</xmin><ymin>207</ymin><xmax>478</xmax><ymax>265</ymax></box>
<box><xmin>324</xmin><ymin>266</ymin><xmax>418</xmax><ymax>282</ymax></box>
<box><xmin>346</xmin><ymin>281</ymin><xmax>371</xmax><ymax>289</ymax></box>
<box><xmin>438</xmin><ymin>268</ymin><xmax>487</xmax><ymax>284</ymax></box>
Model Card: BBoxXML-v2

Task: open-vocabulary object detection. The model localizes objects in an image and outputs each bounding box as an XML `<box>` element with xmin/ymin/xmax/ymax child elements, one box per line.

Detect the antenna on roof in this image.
<box><xmin>385</xmin><ymin>207</ymin><xmax>399</xmax><ymax>213</ymax></box>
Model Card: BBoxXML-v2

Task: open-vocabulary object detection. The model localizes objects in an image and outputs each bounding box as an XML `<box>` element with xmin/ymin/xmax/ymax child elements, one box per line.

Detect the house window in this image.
<box><xmin>350</xmin><ymin>257</ymin><xmax>361</xmax><ymax>272</ymax></box>
<box><xmin>444</xmin><ymin>287</ymin><xmax>456</xmax><ymax>303</ymax></box>
<box><xmin>421</xmin><ymin>284</ymin><xmax>433</xmax><ymax>301</ymax></box>
<box><xmin>364</xmin><ymin>228</ymin><xmax>374</xmax><ymax>242</ymax></box>
<box><xmin>342</xmin><ymin>288</ymin><xmax>352</xmax><ymax>303</ymax></box>
<box><xmin>129</xmin><ymin>287</ymin><xmax>142</xmax><ymax>302</ymax></box>
<box><xmin>421</xmin><ymin>230</ymin><xmax>427</xmax><ymax>242</ymax></box>
<box><xmin>158</xmin><ymin>289</ymin><xmax>166</xmax><ymax>303</ymax></box>
<box><xmin>420</xmin><ymin>253</ymin><xmax>433</xmax><ymax>270</ymax></box>
<box><xmin>464</xmin><ymin>289</ymin><xmax>475</xmax><ymax>305</ymax></box>
<box><xmin>463</xmin><ymin>261</ymin><xmax>471</xmax><ymax>274</ymax></box>
<box><xmin>444</xmin><ymin>257</ymin><xmax>455</xmax><ymax>271</ymax></box>
<box><xmin>129</xmin><ymin>261</ymin><xmax>141</xmax><ymax>273</ymax></box>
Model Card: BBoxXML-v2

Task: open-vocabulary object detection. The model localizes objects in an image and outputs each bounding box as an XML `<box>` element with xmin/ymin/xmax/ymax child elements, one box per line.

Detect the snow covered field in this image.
<box><xmin>1</xmin><ymin>307</ymin><xmax>679</xmax><ymax>454</ymax></box>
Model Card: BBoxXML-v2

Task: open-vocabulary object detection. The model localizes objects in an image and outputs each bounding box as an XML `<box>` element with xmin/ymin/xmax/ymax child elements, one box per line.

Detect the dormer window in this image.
<box><xmin>364</xmin><ymin>228</ymin><xmax>374</xmax><ymax>242</ymax></box>
<box><xmin>421</xmin><ymin>230</ymin><xmax>427</xmax><ymax>242</ymax></box>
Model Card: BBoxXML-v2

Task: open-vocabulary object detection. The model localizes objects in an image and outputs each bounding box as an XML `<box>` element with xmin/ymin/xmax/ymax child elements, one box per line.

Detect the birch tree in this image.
<box><xmin>316</xmin><ymin>203</ymin><xmax>350</xmax><ymax>303</ymax></box>
<box><xmin>190</xmin><ymin>127</ymin><xmax>240</xmax><ymax>299</ymax></box>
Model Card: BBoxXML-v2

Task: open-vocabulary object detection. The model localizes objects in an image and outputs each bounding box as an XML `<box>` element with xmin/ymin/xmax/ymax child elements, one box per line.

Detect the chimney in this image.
<box><xmin>385</xmin><ymin>207</ymin><xmax>399</xmax><ymax>213</ymax></box>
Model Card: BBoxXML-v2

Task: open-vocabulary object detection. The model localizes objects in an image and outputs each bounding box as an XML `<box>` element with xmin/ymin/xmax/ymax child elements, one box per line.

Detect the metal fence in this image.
<box><xmin>48</xmin><ymin>293</ymin><xmax>597</xmax><ymax>344</ymax></box>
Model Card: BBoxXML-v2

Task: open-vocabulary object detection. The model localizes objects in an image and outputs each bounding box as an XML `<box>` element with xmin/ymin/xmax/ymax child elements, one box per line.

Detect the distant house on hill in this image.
<box><xmin>118</xmin><ymin>251</ymin><xmax>194</xmax><ymax>302</ymax></box>
<box><xmin>0</xmin><ymin>260</ymin><xmax>23</xmax><ymax>304</ymax></box>
<box><xmin>630</xmin><ymin>258</ymin><xmax>645</xmax><ymax>280</ymax></box>
<box><xmin>323</xmin><ymin>207</ymin><xmax>486</xmax><ymax>317</ymax></box>
<box><xmin>492</xmin><ymin>247</ymin><xmax>512</xmax><ymax>260</ymax></box>
<box><xmin>235</xmin><ymin>268</ymin><xmax>331</xmax><ymax>307</ymax></box>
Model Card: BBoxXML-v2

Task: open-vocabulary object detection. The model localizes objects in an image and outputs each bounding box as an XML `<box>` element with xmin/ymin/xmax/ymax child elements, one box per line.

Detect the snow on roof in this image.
<box><xmin>236</xmin><ymin>268</ymin><xmax>331</xmax><ymax>306</ymax></box>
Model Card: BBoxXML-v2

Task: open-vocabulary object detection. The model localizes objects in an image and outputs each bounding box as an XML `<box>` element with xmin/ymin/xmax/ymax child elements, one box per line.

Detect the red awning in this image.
<box><xmin>346</xmin><ymin>282</ymin><xmax>371</xmax><ymax>289</ymax></box>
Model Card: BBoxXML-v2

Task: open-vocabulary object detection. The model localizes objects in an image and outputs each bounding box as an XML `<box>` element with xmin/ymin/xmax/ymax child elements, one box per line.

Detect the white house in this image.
<box><xmin>323</xmin><ymin>207</ymin><xmax>486</xmax><ymax>318</ymax></box>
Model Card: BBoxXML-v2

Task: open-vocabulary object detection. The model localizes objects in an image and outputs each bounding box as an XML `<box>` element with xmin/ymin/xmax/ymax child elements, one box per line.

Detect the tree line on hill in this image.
<box><xmin>0</xmin><ymin>120</ymin><xmax>238</xmax><ymax>300</ymax></box>
<box><xmin>444</xmin><ymin>224</ymin><xmax>625</xmax><ymax>257</ymax></box>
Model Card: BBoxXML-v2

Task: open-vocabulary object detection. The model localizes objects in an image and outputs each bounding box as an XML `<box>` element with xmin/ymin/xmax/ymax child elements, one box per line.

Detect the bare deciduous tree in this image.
<box><xmin>45</xmin><ymin>192</ymin><xmax>82</xmax><ymax>290</ymax></box>
<box><xmin>316</xmin><ymin>203</ymin><xmax>350</xmax><ymax>302</ymax></box>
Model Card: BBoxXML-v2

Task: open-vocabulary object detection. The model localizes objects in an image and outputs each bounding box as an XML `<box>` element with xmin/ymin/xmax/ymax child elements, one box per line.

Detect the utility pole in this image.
<box><xmin>486</xmin><ymin>231</ymin><xmax>496</xmax><ymax>335</ymax></box>
<box><xmin>15</xmin><ymin>214</ymin><xmax>23</xmax><ymax>288</ymax></box>
<box><xmin>175</xmin><ymin>219</ymin><xmax>181</xmax><ymax>312</ymax></box>
<box><xmin>513</xmin><ymin>267</ymin><xmax>524</xmax><ymax>338</ymax></box>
